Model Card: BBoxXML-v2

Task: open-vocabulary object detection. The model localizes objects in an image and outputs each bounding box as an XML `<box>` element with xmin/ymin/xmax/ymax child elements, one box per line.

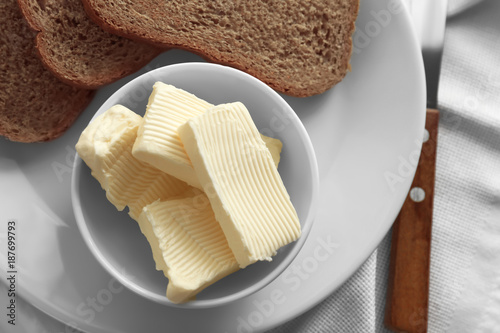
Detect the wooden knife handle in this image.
<box><xmin>384</xmin><ymin>109</ymin><xmax>439</xmax><ymax>333</ymax></box>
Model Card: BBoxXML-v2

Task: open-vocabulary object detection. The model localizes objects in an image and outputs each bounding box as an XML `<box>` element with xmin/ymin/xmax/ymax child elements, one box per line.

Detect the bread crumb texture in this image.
<box><xmin>84</xmin><ymin>0</ymin><xmax>359</xmax><ymax>96</ymax></box>
<box><xmin>17</xmin><ymin>0</ymin><xmax>162</xmax><ymax>88</ymax></box>
<box><xmin>0</xmin><ymin>0</ymin><xmax>94</xmax><ymax>143</ymax></box>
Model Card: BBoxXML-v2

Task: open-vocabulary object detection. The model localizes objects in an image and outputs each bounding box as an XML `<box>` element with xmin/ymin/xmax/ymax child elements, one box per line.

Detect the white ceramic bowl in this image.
<box><xmin>72</xmin><ymin>62</ymin><xmax>319</xmax><ymax>308</ymax></box>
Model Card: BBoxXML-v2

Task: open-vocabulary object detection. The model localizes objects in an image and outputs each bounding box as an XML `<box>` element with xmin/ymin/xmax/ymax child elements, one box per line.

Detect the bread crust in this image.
<box><xmin>16</xmin><ymin>0</ymin><xmax>163</xmax><ymax>89</ymax></box>
<box><xmin>0</xmin><ymin>0</ymin><xmax>95</xmax><ymax>142</ymax></box>
<box><xmin>82</xmin><ymin>0</ymin><xmax>359</xmax><ymax>97</ymax></box>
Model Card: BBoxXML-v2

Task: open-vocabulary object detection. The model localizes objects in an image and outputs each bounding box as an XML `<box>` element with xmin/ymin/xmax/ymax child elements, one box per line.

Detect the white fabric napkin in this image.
<box><xmin>2</xmin><ymin>1</ymin><xmax>499</xmax><ymax>332</ymax></box>
<box><xmin>268</xmin><ymin>0</ymin><xmax>500</xmax><ymax>332</ymax></box>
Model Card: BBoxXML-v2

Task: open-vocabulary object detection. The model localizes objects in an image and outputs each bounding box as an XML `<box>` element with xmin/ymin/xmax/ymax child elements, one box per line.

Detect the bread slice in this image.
<box><xmin>81</xmin><ymin>0</ymin><xmax>359</xmax><ymax>97</ymax></box>
<box><xmin>0</xmin><ymin>0</ymin><xmax>94</xmax><ymax>143</ymax></box>
<box><xmin>17</xmin><ymin>0</ymin><xmax>163</xmax><ymax>89</ymax></box>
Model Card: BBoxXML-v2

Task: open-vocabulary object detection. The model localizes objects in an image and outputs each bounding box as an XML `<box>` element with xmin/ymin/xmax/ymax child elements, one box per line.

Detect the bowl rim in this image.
<box><xmin>71</xmin><ymin>62</ymin><xmax>320</xmax><ymax>309</ymax></box>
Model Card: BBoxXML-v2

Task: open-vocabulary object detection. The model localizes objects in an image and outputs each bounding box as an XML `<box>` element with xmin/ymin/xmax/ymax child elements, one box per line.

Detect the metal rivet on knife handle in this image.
<box><xmin>384</xmin><ymin>109</ymin><xmax>439</xmax><ymax>333</ymax></box>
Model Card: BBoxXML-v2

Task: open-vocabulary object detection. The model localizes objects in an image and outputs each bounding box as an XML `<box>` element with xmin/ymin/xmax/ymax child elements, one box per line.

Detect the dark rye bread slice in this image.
<box><xmin>82</xmin><ymin>0</ymin><xmax>359</xmax><ymax>97</ymax></box>
<box><xmin>17</xmin><ymin>0</ymin><xmax>162</xmax><ymax>89</ymax></box>
<box><xmin>0</xmin><ymin>0</ymin><xmax>94</xmax><ymax>143</ymax></box>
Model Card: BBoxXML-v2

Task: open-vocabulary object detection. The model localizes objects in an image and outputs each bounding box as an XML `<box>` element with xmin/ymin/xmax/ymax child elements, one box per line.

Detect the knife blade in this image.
<box><xmin>412</xmin><ymin>0</ymin><xmax>448</xmax><ymax>109</ymax></box>
<box><xmin>384</xmin><ymin>1</ymin><xmax>448</xmax><ymax>332</ymax></box>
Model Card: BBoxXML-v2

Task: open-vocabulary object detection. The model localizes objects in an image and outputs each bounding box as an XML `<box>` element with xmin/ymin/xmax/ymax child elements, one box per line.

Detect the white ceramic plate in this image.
<box><xmin>72</xmin><ymin>63</ymin><xmax>320</xmax><ymax>308</ymax></box>
<box><xmin>0</xmin><ymin>0</ymin><xmax>424</xmax><ymax>331</ymax></box>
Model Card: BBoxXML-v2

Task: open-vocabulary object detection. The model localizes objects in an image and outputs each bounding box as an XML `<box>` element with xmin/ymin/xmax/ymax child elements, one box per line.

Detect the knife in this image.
<box><xmin>384</xmin><ymin>0</ymin><xmax>448</xmax><ymax>332</ymax></box>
